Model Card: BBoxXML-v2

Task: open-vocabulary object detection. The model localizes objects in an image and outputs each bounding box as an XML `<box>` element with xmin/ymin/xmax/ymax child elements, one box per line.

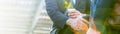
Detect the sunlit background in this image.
<box><xmin>0</xmin><ymin>0</ymin><xmax>53</xmax><ymax>34</ymax></box>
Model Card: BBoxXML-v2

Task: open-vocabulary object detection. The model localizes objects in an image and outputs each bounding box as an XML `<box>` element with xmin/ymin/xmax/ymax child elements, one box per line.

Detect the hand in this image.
<box><xmin>86</xmin><ymin>28</ymin><xmax>100</xmax><ymax>34</ymax></box>
<box><xmin>67</xmin><ymin>9</ymin><xmax>88</xmax><ymax>30</ymax></box>
<box><xmin>66</xmin><ymin>18</ymin><xmax>88</xmax><ymax>31</ymax></box>
<box><xmin>66</xmin><ymin>20</ymin><xmax>79</xmax><ymax>30</ymax></box>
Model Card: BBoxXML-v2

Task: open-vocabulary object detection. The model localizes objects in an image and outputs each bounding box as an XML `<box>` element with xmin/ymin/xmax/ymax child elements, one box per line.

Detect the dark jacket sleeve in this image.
<box><xmin>45</xmin><ymin>0</ymin><xmax>68</xmax><ymax>29</ymax></box>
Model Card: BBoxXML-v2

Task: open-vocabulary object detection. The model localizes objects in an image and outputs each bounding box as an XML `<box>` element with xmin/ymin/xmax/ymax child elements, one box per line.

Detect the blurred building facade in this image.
<box><xmin>0</xmin><ymin>0</ymin><xmax>52</xmax><ymax>34</ymax></box>
<box><xmin>32</xmin><ymin>0</ymin><xmax>53</xmax><ymax>34</ymax></box>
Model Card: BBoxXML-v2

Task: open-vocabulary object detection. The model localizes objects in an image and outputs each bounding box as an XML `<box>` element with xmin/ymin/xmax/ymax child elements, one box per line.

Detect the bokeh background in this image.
<box><xmin>0</xmin><ymin>0</ymin><xmax>52</xmax><ymax>34</ymax></box>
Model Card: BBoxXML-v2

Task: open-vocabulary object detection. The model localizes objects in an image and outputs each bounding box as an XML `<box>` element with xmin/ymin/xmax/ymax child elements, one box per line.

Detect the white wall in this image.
<box><xmin>33</xmin><ymin>0</ymin><xmax>53</xmax><ymax>34</ymax></box>
<box><xmin>0</xmin><ymin>0</ymin><xmax>39</xmax><ymax>34</ymax></box>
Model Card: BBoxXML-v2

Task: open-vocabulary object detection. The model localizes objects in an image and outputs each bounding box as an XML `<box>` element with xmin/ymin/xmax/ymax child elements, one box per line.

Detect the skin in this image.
<box><xmin>67</xmin><ymin>10</ymin><xmax>88</xmax><ymax>34</ymax></box>
<box><xmin>66</xmin><ymin>10</ymin><xmax>99</xmax><ymax>34</ymax></box>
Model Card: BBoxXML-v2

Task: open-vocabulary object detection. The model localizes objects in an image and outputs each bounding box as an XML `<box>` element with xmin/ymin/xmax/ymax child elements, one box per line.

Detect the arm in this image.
<box><xmin>45</xmin><ymin>0</ymin><xmax>68</xmax><ymax>29</ymax></box>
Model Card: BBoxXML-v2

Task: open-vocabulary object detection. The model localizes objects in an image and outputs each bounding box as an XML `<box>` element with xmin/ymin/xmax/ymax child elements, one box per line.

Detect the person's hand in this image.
<box><xmin>66</xmin><ymin>17</ymin><xmax>88</xmax><ymax>31</ymax></box>
<box><xmin>66</xmin><ymin>20</ymin><xmax>80</xmax><ymax>30</ymax></box>
<box><xmin>67</xmin><ymin>20</ymin><xmax>79</xmax><ymax>30</ymax></box>
<box><xmin>86</xmin><ymin>28</ymin><xmax>100</xmax><ymax>34</ymax></box>
<box><xmin>67</xmin><ymin>9</ymin><xmax>88</xmax><ymax>30</ymax></box>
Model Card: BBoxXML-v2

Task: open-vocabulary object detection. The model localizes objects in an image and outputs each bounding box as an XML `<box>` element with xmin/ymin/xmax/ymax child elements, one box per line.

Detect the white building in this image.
<box><xmin>0</xmin><ymin>0</ymin><xmax>52</xmax><ymax>34</ymax></box>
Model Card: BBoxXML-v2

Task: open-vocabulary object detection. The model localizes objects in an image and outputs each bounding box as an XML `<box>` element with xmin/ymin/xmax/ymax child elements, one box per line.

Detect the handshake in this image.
<box><xmin>66</xmin><ymin>9</ymin><xmax>100</xmax><ymax>34</ymax></box>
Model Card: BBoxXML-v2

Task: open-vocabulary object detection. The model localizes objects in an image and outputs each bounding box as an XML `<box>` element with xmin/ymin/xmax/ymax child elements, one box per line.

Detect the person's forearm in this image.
<box><xmin>45</xmin><ymin>0</ymin><xmax>68</xmax><ymax>29</ymax></box>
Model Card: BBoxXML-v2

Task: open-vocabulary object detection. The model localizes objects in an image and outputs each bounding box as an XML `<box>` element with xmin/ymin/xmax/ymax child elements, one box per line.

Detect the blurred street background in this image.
<box><xmin>0</xmin><ymin>0</ymin><xmax>52</xmax><ymax>34</ymax></box>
